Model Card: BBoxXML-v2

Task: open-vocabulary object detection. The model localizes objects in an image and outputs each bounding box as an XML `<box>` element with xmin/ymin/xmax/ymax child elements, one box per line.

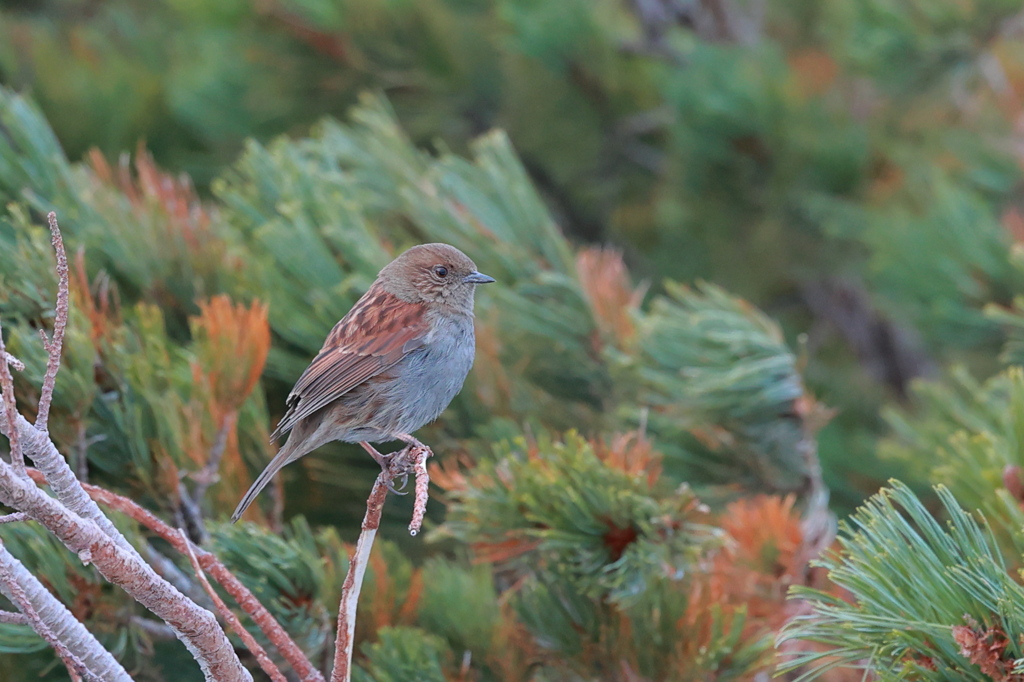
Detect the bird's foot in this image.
<box><xmin>360</xmin><ymin>442</ymin><xmax>411</xmax><ymax>495</ymax></box>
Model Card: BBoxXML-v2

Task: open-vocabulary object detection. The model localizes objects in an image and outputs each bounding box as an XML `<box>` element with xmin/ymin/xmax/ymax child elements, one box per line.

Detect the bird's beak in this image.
<box><xmin>463</xmin><ymin>271</ymin><xmax>496</xmax><ymax>284</ymax></box>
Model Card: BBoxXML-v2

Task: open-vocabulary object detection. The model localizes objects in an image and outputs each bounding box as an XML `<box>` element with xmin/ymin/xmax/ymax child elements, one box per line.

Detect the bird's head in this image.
<box><xmin>379</xmin><ymin>243</ymin><xmax>495</xmax><ymax>310</ymax></box>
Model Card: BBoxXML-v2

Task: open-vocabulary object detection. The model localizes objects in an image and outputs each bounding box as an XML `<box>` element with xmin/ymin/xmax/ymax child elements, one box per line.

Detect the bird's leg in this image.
<box><xmin>393</xmin><ymin>433</ymin><xmax>426</xmax><ymax>450</ymax></box>
<box><xmin>359</xmin><ymin>441</ymin><xmax>409</xmax><ymax>495</ymax></box>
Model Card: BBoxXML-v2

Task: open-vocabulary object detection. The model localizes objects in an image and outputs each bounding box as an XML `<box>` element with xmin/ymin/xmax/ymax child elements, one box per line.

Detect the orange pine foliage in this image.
<box><xmin>471</xmin><ymin>314</ymin><xmax>513</xmax><ymax>414</ymax></box>
<box><xmin>703</xmin><ymin>495</ymin><xmax>804</xmax><ymax>628</ymax></box>
<box><xmin>186</xmin><ymin>296</ymin><xmax>271</xmax><ymax>505</ymax></box>
<box><xmin>575</xmin><ymin>247</ymin><xmax>647</xmax><ymax>351</ymax></box>
<box><xmin>189</xmin><ymin>295</ymin><xmax>270</xmax><ymax>418</ymax></box>
<box><xmin>787</xmin><ymin>48</ymin><xmax>838</xmax><ymax>98</ymax></box>
<box><xmin>87</xmin><ymin>145</ymin><xmax>215</xmax><ymax>256</ymax></box>
<box><xmin>70</xmin><ymin>250</ymin><xmax>121</xmax><ymax>352</ymax></box>
<box><xmin>951</xmin><ymin>617</ymin><xmax>1023</xmax><ymax>682</ymax></box>
<box><xmin>361</xmin><ymin>547</ymin><xmax>423</xmax><ymax>637</ymax></box>
<box><xmin>592</xmin><ymin>430</ymin><xmax>662</xmax><ymax>488</ymax></box>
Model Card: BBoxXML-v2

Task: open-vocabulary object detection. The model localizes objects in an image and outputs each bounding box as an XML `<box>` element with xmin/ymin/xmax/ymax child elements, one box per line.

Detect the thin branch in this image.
<box><xmin>192</xmin><ymin>410</ymin><xmax>237</xmax><ymax>507</ymax></box>
<box><xmin>0</xmin><ymin>540</ymin><xmax>130</xmax><ymax>679</ymax></box>
<box><xmin>0</xmin><ymin>321</ymin><xmax>26</xmax><ymax>478</ymax></box>
<box><xmin>331</xmin><ymin>444</ymin><xmax>431</xmax><ymax>682</ymax></box>
<box><xmin>0</xmin><ymin>512</ymin><xmax>29</xmax><ymax>524</ymax></box>
<box><xmin>35</xmin><ymin>211</ymin><xmax>69</xmax><ymax>433</ymax></box>
<box><xmin>0</xmin><ymin>539</ymin><xmax>99</xmax><ymax>681</ymax></box>
<box><xmin>131</xmin><ymin>616</ymin><xmax>177</xmax><ymax>641</ymax></box>
<box><xmin>8</xmin><ymin>413</ymin><xmax>143</xmax><ymax>561</ymax></box>
<box><xmin>181</xmin><ymin>530</ymin><xmax>288</xmax><ymax>682</ymax></box>
<box><xmin>0</xmin><ymin>610</ymin><xmax>28</xmax><ymax>625</ymax></box>
<box><xmin>2</xmin><ymin>352</ymin><xmax>24</xmax><ymax>372</ymax></box>
<box><xmin>59</xmin><ymin>474</ymin><xmax>323</xmax><ymax>682</ymax></box>
<box><xmin>3</xmin><ymin>466</ymin><xmax>250</xmax><ymax>681</ymax></box>
<box><xmin>176</xmin><ymin>479</ymin><xmax>208</xmax><ymax>546</ymax></box>
<box><xmin>143</xmin><ymin>542</ymin><xmax>211</xmax><ymax>609</ymax></box>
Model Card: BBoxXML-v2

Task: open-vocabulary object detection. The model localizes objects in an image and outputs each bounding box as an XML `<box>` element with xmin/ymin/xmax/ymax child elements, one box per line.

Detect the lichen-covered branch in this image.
<box><xmin>1</xmin><ymin>460</ymin><xmax>250</xmax><ymax>680</ymax></box>
<box><xmin>0</xmin><ymin>319</ymin><xmax>26</xmax><ymax>477</ymax></box>
<box><xmin>34</xmin><ymin>211</ymin><xmax>69</xmax><ymax>433</ymax></box>
<box><xmin>0</xmin><ymin>538</ymin><xmax>130</xmax><ymax>681</ymax></box>
<box><xmin>181</xmin><ymin>530</ymin><xmax>287</xmax><ymax>682</ymax></box>
<box><xmin>62</xmin><ymin>475</ymin><xmax>323</xmax><ymax>682</ymax></box>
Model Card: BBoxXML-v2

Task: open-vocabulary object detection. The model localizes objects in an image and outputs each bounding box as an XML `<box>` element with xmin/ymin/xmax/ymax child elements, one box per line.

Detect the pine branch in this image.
<box><xmin>779</xmin><ymin>481</ymin><xmax>1024</xmax><ymax>679</ymax></box>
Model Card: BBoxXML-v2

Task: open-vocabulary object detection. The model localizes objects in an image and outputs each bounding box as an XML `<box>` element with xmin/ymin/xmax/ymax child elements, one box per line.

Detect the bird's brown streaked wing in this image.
<box><xmin>270</xmin><ymin>285</ymin><xmax>429</xmax><ymax>440</ymax></box>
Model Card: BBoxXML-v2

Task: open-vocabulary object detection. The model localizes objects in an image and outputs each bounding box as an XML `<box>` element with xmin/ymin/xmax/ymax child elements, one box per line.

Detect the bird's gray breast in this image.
<box><xmin>394</xmin><ymin>312</ymin><xmax>475</xmax><ymax>432</ymax></box>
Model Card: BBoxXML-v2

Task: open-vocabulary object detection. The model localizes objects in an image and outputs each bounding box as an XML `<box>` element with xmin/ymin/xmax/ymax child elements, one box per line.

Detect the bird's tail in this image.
<box><xmin>231</xmin><ymin>441</ymin><xmax>300</xmax><ymax>523</ymax></box>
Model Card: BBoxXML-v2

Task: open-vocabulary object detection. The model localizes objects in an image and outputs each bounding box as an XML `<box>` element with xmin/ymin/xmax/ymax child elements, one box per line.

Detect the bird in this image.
<box><xmin>231</xmin><ymin>243</ymin><xmax>495</xmax><ymax>522</ymax></box>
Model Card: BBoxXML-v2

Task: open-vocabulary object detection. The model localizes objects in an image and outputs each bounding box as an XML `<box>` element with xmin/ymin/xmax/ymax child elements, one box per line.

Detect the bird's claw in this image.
<box><xmin>375</xmin><ymin>447</ymin><xmax>413</xmax><ymax>495</ymax></box>
<box><xmin>384</xmin><ymin>474</ymin><xmax>409</xmax><ymax>495</ymax></box>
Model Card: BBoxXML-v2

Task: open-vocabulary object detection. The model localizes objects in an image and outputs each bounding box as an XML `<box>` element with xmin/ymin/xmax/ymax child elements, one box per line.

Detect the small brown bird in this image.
<box><xmin>232</xmin><ymin>243</ymin><xmax>494</xmax><ymax>522</ymax></box>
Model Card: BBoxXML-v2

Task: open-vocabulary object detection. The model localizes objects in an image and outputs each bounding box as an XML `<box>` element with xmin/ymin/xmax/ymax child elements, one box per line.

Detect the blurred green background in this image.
<box><xmin>4</xmin><ymin>0</ymin><xmax>1024</xmax><ymax>679</ymax></box>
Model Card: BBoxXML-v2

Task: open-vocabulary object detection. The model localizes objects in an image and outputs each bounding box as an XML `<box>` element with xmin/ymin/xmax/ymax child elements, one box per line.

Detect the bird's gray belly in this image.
<box><xmin>338</xmin><ymin>317</ymin><xmax>475</xmax><ymax>442</ymax></box>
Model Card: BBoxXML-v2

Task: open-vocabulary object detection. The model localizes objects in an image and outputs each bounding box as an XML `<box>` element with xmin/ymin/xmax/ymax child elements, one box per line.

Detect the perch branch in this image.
<box><xmin>331</xmin><ymin>444</ymin><xmax>432</xmax><ymax>682</ymax></box>
<box><xmin>181</xmin><ymin>530</ymin><xmax>288</xmax><ymax>682</ymax></box>
<box><xmin>56</xmin><ymin>474</ymin><xmax>323</xmax><ymax>682</ymax></box>
<box><xmin>35</xmin><ymin>212</ymin><xmax>69</xmax><ymax>433</ymax></box>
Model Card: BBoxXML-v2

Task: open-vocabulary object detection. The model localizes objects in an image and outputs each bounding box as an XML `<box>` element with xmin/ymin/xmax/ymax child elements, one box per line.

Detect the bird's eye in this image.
<box><xmin>434</xmin><ymin>266</ymin><xmax>449</xmax><ymax>278</ymax></box>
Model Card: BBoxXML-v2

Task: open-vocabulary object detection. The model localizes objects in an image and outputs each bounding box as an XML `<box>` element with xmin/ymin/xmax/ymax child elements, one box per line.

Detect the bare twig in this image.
<box><xmin>192</xmin><ymin>411</ymin><xmax>237</xmax><ymax>506</ymax></box>
<box><xmin>0</xmin><ymin>512</ymin><xmax>29</xmax><ymax>524</ymax></box>
<box><xmin>131</xmin><ymin>616</ymin><xmax>177</xmax><ymax>641</ymax></box>
<box><xmin>35</xmin><ymin>211</ymin><xmax>69</xmax><ymax>433</ymax></box>
<box><xmin>3</xmin><ymin>466</ymin><xmax>250</xmax><ymax>681</ymax></box>
<box><xmin>0</xmin><ymin>216</ymin><xmax>140</xmax><ymax>560</ymax></box>
<box><xmin>2</xmin><ymin>352</ymin><xmax>24</xmax><ymax>372</ymax></box>
<box><xmin>0</xmin><ymin>539</ymin><xmax>95</xmax><ymax>681</ymax></box>
<box><xmin>55</xmin><ymin>474</ymin><xmax>323</xmax><ymax>682</ymax></box>
<box><xmin>176</xmin><ymin>479</ymin><xmax>208</xmax><ymax>546</ymax></box>
<box><xmin>0</xmin><ymin>321</ymin><xmax>26</xmax><ymax>478</ymax></box>
<box><xmin>181</xmin><ymin>530</ymin><xmax>288</xmax><ymax>682</ymax></box>
<box><xmin>0</xmin><ymin>609</ymin><xmax>28</xmax><ymax>624</ymax></box>
<box><xmin>7</xmin><ymin>413</ymin><xmax>143</xmax><ymax>561</ymax></box>
<box><xmin>0</xmin><ymin>540</ymin><xmax>130</xmax><ymax>679</ymax></box>
<box><xmin>331</xmin><ymin>444</ymin><xmax>431</xmax><ymax>682</ymax></box>
<box><xmin>180</xmin><ymin>410</ymin><xmax>238</xmax><ymax>546</ymax></box>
